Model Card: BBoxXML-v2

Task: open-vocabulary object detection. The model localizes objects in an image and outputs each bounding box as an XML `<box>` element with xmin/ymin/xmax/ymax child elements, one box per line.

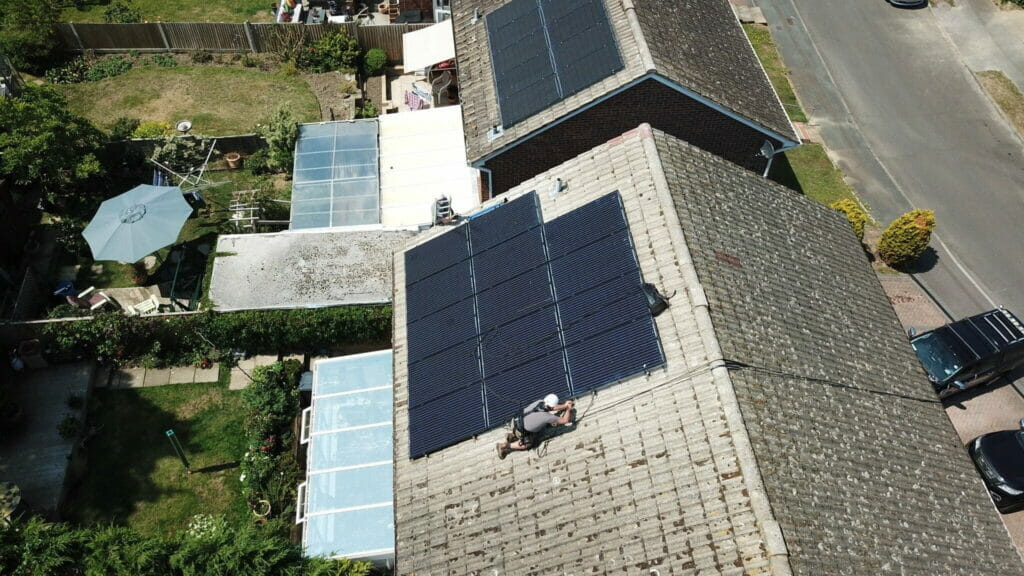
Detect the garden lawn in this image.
<box><xmin>63</xmin><ymin>378</ymin><xmax>249</xmax><ymax>537</ymax></box>
<box><xmin>62</xmin><ymin>0</ymin><xmax>275</xmax><ymax>24</ymax></box>
<box><xmin>59</xmin><ymin>65</ymin><xmax>319</xmax><ymax>136</ymax></box>
<box><xmin>769</xmin><ymin>143</ymin><xmax>856</xmax><ymax>206</ymax></box>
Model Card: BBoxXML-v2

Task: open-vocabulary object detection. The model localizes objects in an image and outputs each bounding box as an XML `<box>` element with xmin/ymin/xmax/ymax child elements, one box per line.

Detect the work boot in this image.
<box><xmin>506</xmin><ymin>432</ymin><xmax>517</xmax><ymax>443</ymax></box>
<box><xmin>497</xmin><ymin>443</ymin><xmax>507</xmax><ymax>460</ymax></box>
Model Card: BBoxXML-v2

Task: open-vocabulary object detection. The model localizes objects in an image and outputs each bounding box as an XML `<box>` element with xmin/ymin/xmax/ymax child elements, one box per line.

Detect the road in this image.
<box><xmin>759</xmin><ymin>0</ymin><xmax>1024</xmax><ymax>319</ymax></box>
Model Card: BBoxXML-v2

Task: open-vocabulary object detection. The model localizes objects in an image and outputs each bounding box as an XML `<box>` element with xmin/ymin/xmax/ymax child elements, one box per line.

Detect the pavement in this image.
<box><xmin>99</xmin><ymin>354</ymin><xmax>303</xmax><ymax>391</ymax></box>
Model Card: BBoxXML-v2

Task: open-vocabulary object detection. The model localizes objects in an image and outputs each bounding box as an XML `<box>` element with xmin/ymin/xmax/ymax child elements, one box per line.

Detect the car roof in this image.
<box><xmin>947</xmin><ymin>308</ymin><xmax>1024</xmax><ymax>359</ymax></box>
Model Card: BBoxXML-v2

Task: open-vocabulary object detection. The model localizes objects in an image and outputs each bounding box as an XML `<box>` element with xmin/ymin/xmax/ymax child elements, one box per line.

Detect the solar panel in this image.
<box><xmin>291</xmin><ymin>121</ymin><xmax>380</xmax><ymax>229</ymax></box>
<box><xmin>404</xmin><ymin>222</ymin><xmax>469</xmax><ymax>284</ymax></box>
<box><xmin>486</xmin><ymin>0</ymin><xmax>623</xmax><ymax>128</ymax></box>
<box><xmin>542</xmin><ymin>0</ymin><xmax>623</xmax><ymax>97</ymax></box>
<box><xmin>405</xmin><ymin>191</ymin><xmax>664</xmax><ymax>458</ymax></box>
<box><xmin>409</xmin><ymin>385</ymin><xmax>487</xmax><ymax>458</ymax></box>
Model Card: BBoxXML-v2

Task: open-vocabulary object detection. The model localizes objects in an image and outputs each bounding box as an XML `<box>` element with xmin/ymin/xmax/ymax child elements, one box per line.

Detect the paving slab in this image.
<box><xmin>167</xmin><ymin>366</ymin><xmax>195</xmax><ymax>384</ymax></box>
<box><xmin>0</xmin><ymin>362</ymin><xmax>92</xmax><ymax>515</ymax></box>
<box><xmin>111</xmin><ymin>367</ymin><xmax>146</xmax><ymax>389</ymax></box>
<box><xmin>194</xmin><ymin>365</ymin><xmax>219</xmax><ymax>383</ymax></box>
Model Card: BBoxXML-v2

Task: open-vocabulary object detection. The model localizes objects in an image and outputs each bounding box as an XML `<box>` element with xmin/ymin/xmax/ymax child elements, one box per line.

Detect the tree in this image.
<box><xmin>0</xmin><ymin>0</ymin><xmax>63</xmax><ymax>74</ymax></box>
<box><xmin>0</xmin><ymin>85</ymin><xmax>104</xmax><ymax>200</ymax></box>
<box><xmin>878</xmin><ymin>209</ymin><xmax>936</xmax><ymax>269</ymax></box>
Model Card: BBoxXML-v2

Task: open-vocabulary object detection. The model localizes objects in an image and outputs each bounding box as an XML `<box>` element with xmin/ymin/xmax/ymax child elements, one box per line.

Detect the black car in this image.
<box><xmin>968</xmin><ymin>420</ymin><xmax>1024</xmax><ymax>513</ymax></box>
<box><xmin>908</xmin><ymin>308</ymin><xmax>1024</xmax><ymax>399</ymax></box>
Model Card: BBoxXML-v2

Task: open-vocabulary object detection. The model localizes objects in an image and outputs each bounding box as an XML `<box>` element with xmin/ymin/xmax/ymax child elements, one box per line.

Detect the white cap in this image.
<box><xmin>544</xmin><ymin>394</ymin><xmax>559</xmax><ymax>408</ymax></box>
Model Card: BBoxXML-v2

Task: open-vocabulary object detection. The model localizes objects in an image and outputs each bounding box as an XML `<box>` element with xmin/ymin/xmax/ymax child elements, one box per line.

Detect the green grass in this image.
<box><xmin>63</xmin><ymin>380</ymin><xmax>249</xmax><ymax>537</ymax></box>
<box><xmin>62</xmin><ymin>0</ymin><xmax>275</xmax><ymax>24</ymax></box>
<box><xmin>769</xmin><ymin>143</ymin><xmax>856</xmax><ymax>206</ymax></box>
<box><xmin>977</xmin><ymin>70</ymin><xmax>1024</xmax><ymax>139</ymax></box>
<box><xmin>59</xmin><ymin>65</ymin><xmax>319</xmax><ymax>136</ymax></box>
<box><xmin>743</xmin><ymin>23</ymin><xmax>808</xmax><ymax>123</ymax></box>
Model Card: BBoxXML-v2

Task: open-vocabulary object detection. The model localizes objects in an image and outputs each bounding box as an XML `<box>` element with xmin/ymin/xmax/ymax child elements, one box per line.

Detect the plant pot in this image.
<box><xmin>225</xmin><ymin>152</ymin><xmax>242</xmax><ymax>170</ymax></box>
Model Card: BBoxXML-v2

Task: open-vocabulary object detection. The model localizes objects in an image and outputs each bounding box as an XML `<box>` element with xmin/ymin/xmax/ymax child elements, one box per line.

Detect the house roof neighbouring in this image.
<box><xmin>453</xmin><ymin>0</ymin><xmax>799</xmax><ymax>163</ymax></box>
<box><xmin>390</xmin><ymin>125</ymin><xmax>1023</xmax><ymax>575</ymax></box>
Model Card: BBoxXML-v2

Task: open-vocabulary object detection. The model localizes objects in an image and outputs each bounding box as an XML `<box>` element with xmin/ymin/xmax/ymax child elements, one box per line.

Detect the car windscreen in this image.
<box><xmin>991</xmin><ymin>431</ymin><xmax>1024</xmax><ymax>485</ymax></box>
<box><xmin>911</xmin><ymin>329</ymin><xmax>968</xmax><ymax>384</ymax></box>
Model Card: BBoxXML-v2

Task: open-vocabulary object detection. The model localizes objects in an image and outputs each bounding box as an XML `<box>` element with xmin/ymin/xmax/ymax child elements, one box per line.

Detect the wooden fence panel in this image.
<box><xmin>162</xmin><ymin>23</ymin><xmax>251</xmax><ymax>52</ymax></box>
<box><xmin>65</xmin><ymin>23</ymin><xmax>167</xmax><ymax>52</ymax></box>
<box><xmin>56</xmin><ymin>22</ymin><xmax>432</xmax><ymax>63</ymax></box>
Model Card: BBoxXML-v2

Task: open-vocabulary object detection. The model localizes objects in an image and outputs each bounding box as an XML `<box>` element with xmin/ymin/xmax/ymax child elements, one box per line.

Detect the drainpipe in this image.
<box><xmin>760</xmin><ymin>140</ymin><xmax>780</xmax><ymax>178</ymax></box>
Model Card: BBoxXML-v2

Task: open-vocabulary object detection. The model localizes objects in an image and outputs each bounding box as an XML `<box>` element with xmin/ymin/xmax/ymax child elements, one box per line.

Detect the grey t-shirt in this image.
<box><xmin>522</xmin><ymin>400</ymin><xmax>559</xmax><ymax>433</ymax></box>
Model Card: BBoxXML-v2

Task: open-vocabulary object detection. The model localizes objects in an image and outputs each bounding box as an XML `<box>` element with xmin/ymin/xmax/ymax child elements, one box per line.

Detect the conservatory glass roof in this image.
<box><xmin>290</xmin><ymin>121</ymin><xmax>380</xmax><ymax>229</ymax></box>
<box><xmin>297</xmin><ymin>350</ymin><xmax>394</xmax><ymax>562</ymax></box>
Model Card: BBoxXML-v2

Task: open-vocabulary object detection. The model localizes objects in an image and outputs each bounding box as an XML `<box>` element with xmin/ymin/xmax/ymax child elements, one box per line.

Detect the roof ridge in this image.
<box><xmin>640</xmin><ymin>127</ymin><xmax>794</xmax><ymax>576</ymax></box>
<box><xmin>619</xmin><ymin>0</ymin><xmax>657</xmax><ymax>73</ymax></box>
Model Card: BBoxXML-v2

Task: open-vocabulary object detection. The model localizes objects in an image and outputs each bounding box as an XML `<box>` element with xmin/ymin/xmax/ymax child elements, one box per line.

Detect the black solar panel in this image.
<box><xmin>404</xmin><ymin>225</ymin><xmax>469</xmax><ymax>284</ymax></box>
<box><xmin>486</xmin><ymin>0</ymin><xmax>623</xmax><ymax>128</ymax></box>
<box><xmin>405</xmin><ymin>191</ymin><xmax>665</xmax><ymax>458</ymax></box>
<box><xmin>409</xmin><ymin>385</ymin><xmax>487</xmax><ymax>458</ymax></box>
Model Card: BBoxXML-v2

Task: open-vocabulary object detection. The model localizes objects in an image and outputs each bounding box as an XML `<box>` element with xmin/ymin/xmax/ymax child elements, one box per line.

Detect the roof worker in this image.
<box><xmin>497</xmin><ymin>393</ymin><xmax>574</xmax><ymax>459</ymax></box>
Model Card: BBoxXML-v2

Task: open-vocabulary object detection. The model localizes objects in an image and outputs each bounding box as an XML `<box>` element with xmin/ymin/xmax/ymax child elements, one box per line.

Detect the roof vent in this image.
<box><xmin>549</xmin><ymin>178</ymin><xmax>566</xmax><ymax>199</ymax></box>
<box><xmin>486</xmin><ymin>125</ymin><xmax>504</xmax><ymax>142</ymax></box>
<box><xmin>471</xmin><ymin>8</ymin><xmax>481</xmax><ymax>24</ymax></box>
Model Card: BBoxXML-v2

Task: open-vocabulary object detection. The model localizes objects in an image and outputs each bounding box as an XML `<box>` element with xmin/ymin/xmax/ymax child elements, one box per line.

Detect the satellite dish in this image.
<box><xmin>175</xmin><ymin>120</ymin><xmax>192</xmax><ymax>133</ymax></box>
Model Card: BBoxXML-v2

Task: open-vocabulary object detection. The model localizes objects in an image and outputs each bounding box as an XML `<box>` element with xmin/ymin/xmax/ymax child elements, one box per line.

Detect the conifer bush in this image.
<box><xmin>829</xmin><ymin>198</ymin><xmax>869</xmax><ymax>241</ymax></box>
<box><xmin>878</xmin><ymin>209</ymin><xmax>936</xmax><ymax>269</ymax></box>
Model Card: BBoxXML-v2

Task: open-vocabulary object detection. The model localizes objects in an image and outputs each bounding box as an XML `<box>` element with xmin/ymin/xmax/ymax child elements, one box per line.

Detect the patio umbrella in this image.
<box><xmin>82</xmin><ymin>184</ymin><xmax>193</xmax><ymax>263</ymax></box>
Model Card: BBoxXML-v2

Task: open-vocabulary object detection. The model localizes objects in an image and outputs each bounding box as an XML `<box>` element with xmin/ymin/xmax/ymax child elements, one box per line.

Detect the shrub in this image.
<box><xmin>296</xmin><ymin>29</ymin><xmax>361</xmax><ymax>72</ymax></box>
<box><xmin>149</xmin><ymin>54</ymin><xmax>177</xmax><ymax>68</ymax></box>
<box><xmin>42</xmin><ymin>306</ymin><xmax>392</xmax><ymax>368</ymax></box>
<box><xmin>58</xmin><ymin>414</ymin><xmax>82</xmax><ymax>439</ymax></box>
<box><xmin>355</xmin><ymin>100</ymin><xmax>378</xmax><ymax>119</ymax></box>
<box><xmin>103</xmin><ymin>0</ymin><xmax>142</xmax><ymax>23</ymax></box>
<box><xmin>85</xmin><ymin>55</ymin><xmax>133</xmax><ymax>82</ymax></box>
<box><xmin>190</xmin><ymin>50</ymin><xmax>213</xmax><ymax>64</ymax></box>
<box><xmin>53</xmin><ymin>218</ymin><xmax>89</xmax><ymax>255</ymax></box>
<box><xmin>151</xmin><ymin>134</ymin><xmax>219</xmax><ymax>173</ymax></box>
<box><xmin>254</xmin><ymin>107</ymin><xmax>299</xmax><ymax>174</ymax></box>
<box><xmin>107</xmin><ymin>116</ymin><xmax>140</xmax><ymax>141</ymax></box>
<box><xmin>829</xmin><ymin>198</ymin><xmax>869</xmax><ymax>241</ymax></box>
<box><xmin>361</xmin><ymin>48</ymin><xmax>387</xmax><ymax>77</ymax></box>
<box><xmin>240</xmin><ymin>53</ymin><xmax>259</xmax><ymax>68</ymax></box>
<box><xmin>44</xmin><ymin>57</ymin><xmax>90</xmax><ymax>84</ymax></box>
<box><xmin>132</xmin><ymin>120</ymin><xmax>173</xmax><ymax>138</ymax></box>
<box><xmin>239</xmin><ymin>361</ymin><xmax>302</xmax><ymax>512</ymax></box>
<box><xmin>245</xmin><ymin>148</ymin><xmax>272</xmax><ymax>175</ymax></box>
<box><xmin>878</xmin><ymin>209</ymin><xmax>936</xmax><ymax>270</ymax></box>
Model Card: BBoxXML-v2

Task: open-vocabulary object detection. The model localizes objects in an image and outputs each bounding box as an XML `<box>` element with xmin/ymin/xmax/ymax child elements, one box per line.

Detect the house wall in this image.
<box><xmin>482</xmin><ymin>78</ymin><xmax>776</xmax><ymax>195</ymax></box>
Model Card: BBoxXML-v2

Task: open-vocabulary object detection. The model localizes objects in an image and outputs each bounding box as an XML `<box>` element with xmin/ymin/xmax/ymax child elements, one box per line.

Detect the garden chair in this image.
<box><xmin>128</xmin><ymin>295</ymin><xmax>161</xmax><ymax>316</ymax></box>
<box><xmin>431</xmin><ymin>70</ymin><xmax>452</xmax><ymax>106</ymax></box>
<box><xmin>66</xmin><ymin>287</ymin><xmax>113</xmax><ymax>311</ymax></box>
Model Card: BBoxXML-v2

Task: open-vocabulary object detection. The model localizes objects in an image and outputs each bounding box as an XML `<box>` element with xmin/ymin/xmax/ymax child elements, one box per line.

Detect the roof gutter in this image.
<box><xmin>637</xmin><ymin>124</ymin><xmax>794</xmax><ymax>576</ymax></box>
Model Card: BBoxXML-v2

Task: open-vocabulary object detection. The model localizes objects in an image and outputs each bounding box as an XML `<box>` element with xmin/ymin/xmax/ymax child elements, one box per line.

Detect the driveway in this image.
<box><xmin>944</xmin><ymin>380</ymin><xmax>1024</xmax><ymax>555</ymax></box>
<box><xmin>758</xmin><ymin>0</ymin><xmax>1024</xmax><ymax>319</ymax></box>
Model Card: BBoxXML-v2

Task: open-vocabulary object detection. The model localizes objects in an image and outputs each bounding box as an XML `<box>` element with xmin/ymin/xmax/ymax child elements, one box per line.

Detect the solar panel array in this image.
<box><xmin>486</xmin><ymin>0</ymin><xmax>624</xmax><ymax>128</ymax></box>
<box><xmin>290</xmin><ymin>121</ymin><xmax>380</xmax><ymax>229</ymax></box>
<box><xmin>405</xmin><ymin>192</ymin><xmax>664</xmax><ymax>457</ymax></box>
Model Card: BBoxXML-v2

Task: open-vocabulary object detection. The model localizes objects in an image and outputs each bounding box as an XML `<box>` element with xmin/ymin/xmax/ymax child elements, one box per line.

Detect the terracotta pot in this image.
<box><xmin>225</xmin><ymin>152</ymin><xmax>242</xmax><ymax>169</ymax></box>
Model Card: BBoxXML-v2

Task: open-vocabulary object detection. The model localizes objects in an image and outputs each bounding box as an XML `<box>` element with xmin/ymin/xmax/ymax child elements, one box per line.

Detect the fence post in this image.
<box><xmin>156</xmin><ymin>22</ymin><xmax>171</xmax><ymax>52</ymax></box>
<box><xmin>243</xmin><ymin>21</ymin><xmax>257</xmax><ymax>53</ymax></box>
<box><xmin>68</xmin><ymin>22</ymin><xmax>85</xmax><ymax>52</ymax></box>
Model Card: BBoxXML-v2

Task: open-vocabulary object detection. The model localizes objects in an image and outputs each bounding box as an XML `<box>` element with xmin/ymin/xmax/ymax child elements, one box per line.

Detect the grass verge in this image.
<box><xmin>977</xmin><ymin>70</ymin><xmax>1024</xmax><ymax>138</ymax></box>
<box><xmin>744</xmin><ymin>23</ymin><xmax>808</xmax><ymax>123</ymax></box>
<box><xmin>769</xmin><ymin>143</ymin><xmax>856</xmax><ymax>206</ymax></box>
<box><xmin>61</xmin><ymin>0</ymin><xmax>275</xmax><ymax>24</ymax></box>
<box><xmin>59</xmin><ymin>65</ymin><xmax>319</xmax><ymax>136</ymax></box>
<box><xmin>63</xmin><ymin>381</ymin><xmax>248</xmax><ymax>536</ymax></box>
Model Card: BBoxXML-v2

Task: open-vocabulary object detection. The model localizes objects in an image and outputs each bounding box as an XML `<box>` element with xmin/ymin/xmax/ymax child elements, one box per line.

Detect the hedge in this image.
<box><xmin>42</xmin><ymin>306</ymin><xmax>391</xmax><ymax>367</ymax></box>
